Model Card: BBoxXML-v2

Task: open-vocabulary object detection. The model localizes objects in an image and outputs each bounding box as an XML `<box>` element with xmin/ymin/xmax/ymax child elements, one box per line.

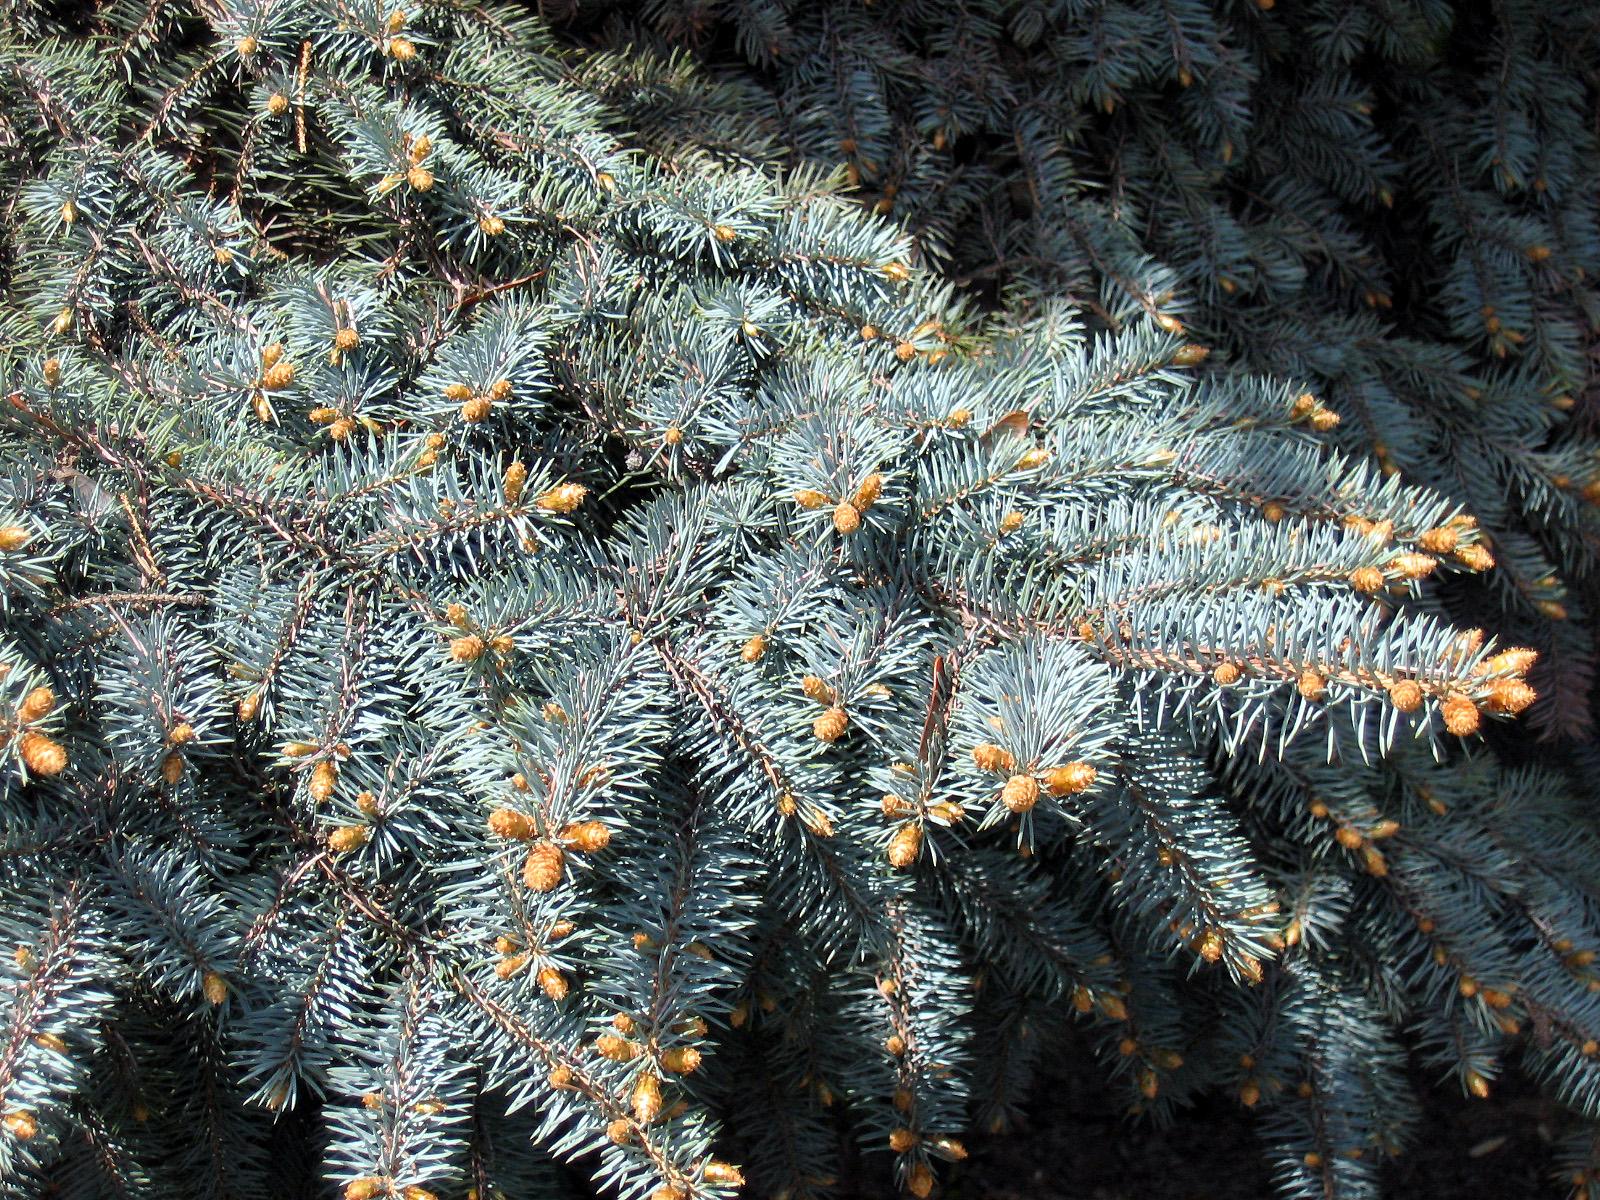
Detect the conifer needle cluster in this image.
<box><xmin>0</xmin><ymin>3</ymin><xmax>1596</xmax><ymax>1199</ymax></box>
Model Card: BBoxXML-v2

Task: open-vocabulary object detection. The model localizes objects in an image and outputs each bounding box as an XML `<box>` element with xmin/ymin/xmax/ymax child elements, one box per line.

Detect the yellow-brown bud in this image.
<box><xmin>632</xmin><ymin>1072</ymin><xmax>663</xmax><ymax>1123</ymax></box>
<box><xmin>328</xmin><ymin>825</ymin><xmax>369</xmax><ymax>854</ymax></box>
<box><xmin>972</xmin><ymin>742</ymin><xmax>1015</xmax><ymax>773</ymax></box>
<box><xmin>202</xmin><ymin>971</ymin><xmax>228</xmax><ymax>1005</ymax></box>
<box><xmin>309</xmin><ymin>759</ymin><xmax>338</xmax><ymax>803</ymax></box>
<box><xmin>261</xmin><ymin>362</ymin><xmax>295</xmax><ymax>390</ymax></box>
<box><xmin>523</xmin><ymin>841</ymin><xmax>564</xmax><ymax>892</ymax></box>
<box><xmin>801</xmin><ymin>675</ymin><xmax>833</xmax><ymax>704</ymax></box>
<box><xmin>1417</xmin><ymin>526</ymin><xmax>1458</xmax><ymax>554</ymax></box>
<box><xmin>537</xmin><ymin>966</ymin><xmax>568</xmax><ymax>1000</ymax></box>
<box><xmin>1387</xmin><ymin>680</ymin><xmax>1424</xmax><ymax>712</ymax></box>
<box><xmin>660</xmin><ymin>1046</ymin><xmax>702</xmax><ymax>1074</ymax></box>
<box><xmin>887</xmin><ymin>823</ymin><xmax>923</xmax><ymax>869</ymax></box>
<box><xmin>1485</xmin><ymin>679</ymin><xmax>1536</xmax><ymax>714</ymax></box>
<box><xmin>536</xmin><ymin>483</ymin><xmax>587</xmax><ymax>514</ymax></box>
<box><xmin>703</xmin><ymin>1161</ymin><xmax>744</xmax><ymax>1186</ymax></box>
<box><xmin>1000</xmin><ymin>774</ymin><xmax>1040</xmax><ymax>813</ymax></box>
<box><xmin>1297</xmin><ymin>669</ymin><xmax>1326</xmax><ymax>700</ymax></box>
<box><xmin>813</xmin><ymin>707</ymin><xmax>849</xmax><ymax>742</ymax></box>
<box><xmin>1441</xmin><ymin>696</ymin><xmax>1481</xmax><ymax>736</ymax></box>
<box><xmin>18</xmin><ymin>686</ymin><xmax>55</xmax><ymax>723</ymax></box>
<box><xmin>1391</xmin><ymin>553</ymin><xmax>1437</xmax><ymax>580</ymax></box>
<box><xmin>1349</xmin><ymin>566</ymin><xmax>1385</xmax><ymax>594</ymax></box>
<box><xmin>488</xmin><ymin>808</ymin><xmax>536</xmax><ymax>840</ymax></box>
<box><xmin>18</xmin><ymin>732</ymin><xmax>68</xmax><ymax>777</ymax></box>
<box><xmin>560</xmin><ymin>820</ymin><xmax>611</xmax><ymax>852</ymax></box>
<box><xmin>852</xmin><ymin>474</ymin><xmax>883</xmax><ymax>511</ymax></box>
<box><xmin>1016</xmin><ymin>447</ymin><xmax>1051</xmax><ymax>471</ymax></box>
<box><xmin>1046</xmin><ymin>762</ymin><xmax>1096</xmax><ymax>796</ymax></box>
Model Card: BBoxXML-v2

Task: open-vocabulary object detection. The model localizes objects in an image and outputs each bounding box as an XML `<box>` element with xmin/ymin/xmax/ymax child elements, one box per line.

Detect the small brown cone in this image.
<box><xmin>523</xmin><ymin>841</ymin><xmax>564</xmax><ymax>892</ymax></box>
<box><xmin>1485</xmin><ymin>679</ymin><xmax>1536</xmax><ymax>714</ymax></box>
<box><xmin>971</xmin><ymin>743</ymin><xmax>1015</xmax><ymax>773</ymax></box>
<box><xmin>309</xmin><ymin>759</ymin><xmax>338</xmax><ymax>803</ymax></box>
<box><xmin>538</xmin><ymin>966</ymin><xmax>569</xmax><ymax>1000</ymax></box>
<box><xmin>813</xmin><ymin>707</ymin><xmax>849</xmax><ymax>742</ymax></box>
<box><xmin>1417</xmin><ymin>527</ymin><xmax>1458</xmax><ymax>554</ymax></box>
<box><xmin>632</xmin><ymin>1071</ymin><xmax>664</xmax><ymax>1123</ymax></box>
<box><xmin>1485</xmin><ymin>647</ymin><xmax>1538</xmax><ymax>675</ymax></box>
<box><xmin>1391</xmin><ymin>552</ymin><xmax>1437</xmax><ymax>580</ymax></box>
<box><xmin>488</xmin><ymin>808</ymin><xmax>536</xmax><ymax>840</ymax></box>
<box><xmin>328</xmin><ymin>825</ymin><xmax>369</xmax><ymax>854</ymax></box>
<box><xmin>1349</xmin><ymin>567</ymin><xmax>1385</xmax><ymax>594</ymax></box>
<box><xmin>661</xmin><ymin>1046</ymin><xmax>702</xmax><ymax>1074</ymax></box>
<box><xmin>832</xmin><ymin>502</ymin><xmax>862</xmax><ymax>534</ymax></box>
<box><xmin>1000</xmin><ymin>774</ymin><xmax>1040</xmax><ymax>813</ymax></box>
<box><xmin>18</xmin><ymin>732</ymin><xmax>67</xmax><ymax>777</ymax></box>
<box><xmin>703</xmin><ymin>1161</ymin><xmax>745</xmax><ymax>1186</ymax></box>
<box><xmin>536</xmin><ymin>483</ymin><xmax>588</xmax><ymax>514</ymax></box>
<box><xmin>801</xmin><ymin>675</ymin><xmax>833</xmax><ymax>704</ymax></box>
<box><xmin>852</xmin><ymin>474</ymin><xmax>884</xmax><ymax>510</ymax></box>
<box><xmin>560</xmin><ymin>820</ymin><xmax>611</xmax><ymax>852</ymax></box>
<box><xmin>203</xmin><ymin>971</ymin><xmax>228</xmax><ymax>1004</ymax></box>
<box><xmin>1441</xmin><ymin>696</ymin><xmax>1480</xmax><ymax>736</ymax></box>
<box><xmin>18</xmin><ymin>686</ymin><xmax>54</xmax><ymax>723</ymax></box>
<box><xmin>1046</xmin><ymin>763</ymin><xmax>1096</xmax><ymax>796</ymax></box>
<box><xmin>1387</xmin><ymin>680</ymin><xmax>1424</xmax><ymax>712</ymax></box>
<box><xmin>887</xmin><ymin>823</ymin><xmax>923</xmax><ymax>869</ymax></box>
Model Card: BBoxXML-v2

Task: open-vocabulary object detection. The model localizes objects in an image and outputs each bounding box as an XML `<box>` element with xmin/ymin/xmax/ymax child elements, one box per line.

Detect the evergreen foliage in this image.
<box><xmin>0</xmin><ymin>3</ymin><xmax>1593</xmax><ymax>1200</ymax></box>
<box><xmin>589</xmin><ymin>0</ymin><xmax>1600</xmax><ymax>741</ymax></box>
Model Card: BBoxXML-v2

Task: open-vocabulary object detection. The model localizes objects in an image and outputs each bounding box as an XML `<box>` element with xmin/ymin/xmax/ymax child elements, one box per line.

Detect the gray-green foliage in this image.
<box><xmin>0</xmin><ymin>3</ymin><xmax>1590</xmax><ymax>1200</ymax></box>
<box><xmin>594</xmin><ymin>0</ymin><xmax>1600</xmax><ymax>742</ymax></box>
